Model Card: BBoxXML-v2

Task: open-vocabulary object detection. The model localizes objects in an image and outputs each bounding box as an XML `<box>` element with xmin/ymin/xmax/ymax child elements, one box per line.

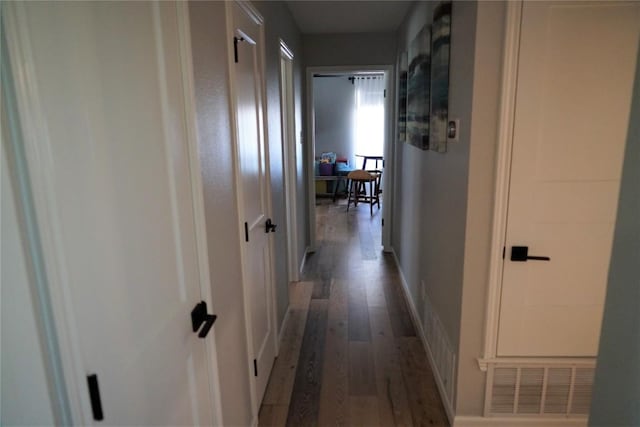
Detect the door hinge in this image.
<box><xmin>502</xmin><ymin>246</ymin><xmax>505</xmax><ymax>259</ymax></box>
<box><xmin>244</xmin><ymin>222</ymin><xmax>249</xmax><ymax>242</ymax></box>
<box><xmin>383</xmin><ymin>89</ymin><xmax>387</xmax><ymax>98</ymax></box>
<box><xmin>87</xmin><ymin>374</ymin><xmax>104</xmax><ymax>421</ymax></box>
<box><xmin>253</xmin><ymin>359</ymin><xmax>258</xmax><ymax>377</ymax></box>
<box><xmin>382</xmin><ymin>218</ymin><xmax>384</xmax><ymax>227</ymax></box>
<box><xmin>233</xmin><ymin>36</ymin><xmax>244</xmax><ymax>63</ymax></box>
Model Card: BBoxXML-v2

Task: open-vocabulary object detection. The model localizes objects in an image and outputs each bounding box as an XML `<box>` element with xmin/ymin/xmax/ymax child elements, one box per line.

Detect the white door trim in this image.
<box><xmin>279</xmin><ymin>40</ymin><xmax>299</xmax><ymax>283</ymax></box>
<box><xmin>3</xmin><ymin>2</ymin><xmax>94</xmax><ymax>422</ymax></box>
<box><xmin>481</xmin><ymin>0</ymin><xmax>523</xmax><ymax>361</ymax></box>
<box><xmin>224</xmin><ymin>0</ymin><xmax>256</xmax><ymax>413</ymax></box>
<box><xmin>305</xmin><ymin>67</ymin><xmax>316</xmax><ymax>252</ymax></box>
<box><xmin>225</xmin><ymin>0</ymin><xmax>277</xmax><ymax>416</ymax></box>
<box><xmin>1</xmin><ymin>5</ymin><xmax>77</xmax><ymax>423</ymax></box>
<box><xmin>305</xmin><ymin>64</ymin><xmax>395</xmax><ymax>252</ymax></box>
<box><xmin>3</xmin><ymin>2</ymin><xmax>224</xmax><ymax>423</ymax></box>
<box><xmin>175</xmin><ymin>2</ymin><xmax>224</xmax><ymax>423</ymax></box>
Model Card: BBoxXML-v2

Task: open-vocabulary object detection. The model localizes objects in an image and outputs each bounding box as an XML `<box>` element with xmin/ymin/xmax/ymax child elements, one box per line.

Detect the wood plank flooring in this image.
<box><xmin>259</xmin><ymin>199</ymin><xmax>450</xmax><ymax>426</ymax></box>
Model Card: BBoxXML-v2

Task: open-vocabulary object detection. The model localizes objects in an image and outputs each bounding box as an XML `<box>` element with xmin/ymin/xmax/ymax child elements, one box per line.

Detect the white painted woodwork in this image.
<box><xmin>497</xmin><ymin>1</ymin><xmax>640</xmax><ymax>356</ymax></box>
<box><xmin>229</xmin><ymin>1</ymin><xmax>277</xmax><ymax>407</ymax></box>
<box><xmin>280</xmin><ymin>42</ymin><xmax>299</xmax><ymax>283</ymax></box>
<box><xmin>6</xmin><ymin>2</ymin><xmax>216</xmax><ymax>423</ymax></box>
<box><xmin>1</xmin><ymin>117</ymin><xmax>56</xmax><ymax>426</ymax></box>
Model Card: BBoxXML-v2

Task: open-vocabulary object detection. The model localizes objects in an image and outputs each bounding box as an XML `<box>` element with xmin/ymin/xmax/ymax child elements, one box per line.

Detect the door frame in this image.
<box><xmin>1</xmin><ymin>5</ymin><xmax>75</xmax><ymax>423</ymax></box>
<box><xmin>305</xmin><ymin>64</ymin><xmax>395</xmax><ymax>253</ymax></box>
<box><xmin>224</xmin><ymin>0</ymin><xmax>278</xmax><ymax>416</ymax></box>
<box><xmin>279</xmin><ymin>40</ymin><xmax>299</xmax><ymax>283</ymax></box>
<box><xmin>479</xmin><ymin>0</ymin><xmax>522</xmax><ymax>365</ymax></box>
<box><xmin>1</xmin><ymin>1</ymin><xmax>224</xmax><ymax>423</ymax></box>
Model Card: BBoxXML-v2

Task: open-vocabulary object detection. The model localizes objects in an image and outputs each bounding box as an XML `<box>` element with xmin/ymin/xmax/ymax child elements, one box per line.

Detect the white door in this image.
<box><xmin>498</xmin><ymin>1</ymin><xmax>640</xmax><ymax>356</ymax></box>
<box><xmin>5</xmin><ymin>2</ymin><xmax>217</xmax><ymax>424</ymax></box>
<box><xmin>229</xmin><ymin>2</ymin><xmax>277</xmax><ymax>406</ymax></box>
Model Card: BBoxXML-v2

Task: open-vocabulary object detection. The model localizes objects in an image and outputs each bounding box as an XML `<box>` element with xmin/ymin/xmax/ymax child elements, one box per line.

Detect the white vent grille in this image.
<box><xmin>518</xmin><ymin>367</ymin><xmax>544</xmax><ymax>414</ymax></box>
<box><xmin>544</xmin><ymin>368</ymin><xmax>571</xmax><ymax>414</ymax></box>
<box><xmin>491</xmin><ymin>368</ymin><xmax>517</xmax><ymax>414</ymax></box>
<box><xmin>423</xmin><ymin>294</ymin><xmax>456</xmax><ymax>404</ymax></box>
<box><xmin>572</xmin><ymin>368</ymin><xmax>595</xmax><ymax>415</ymax></box>
<box><xmin>485</xmin><ymin>363</ymin><xmax>595</xmax><ymax>417</ymax></box>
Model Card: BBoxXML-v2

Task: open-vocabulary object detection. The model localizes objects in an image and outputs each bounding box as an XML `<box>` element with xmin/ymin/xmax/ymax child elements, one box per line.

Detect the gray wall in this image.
<box><xmin>456</xmin><ymin>1</ymin><xmax>506</xmax><ymax>416</ymax></box>
<box><xmin>589</xmin><ymin>44</ymin><xmax>640</xmax><ymax>427</ymax></box>
<box><xmin>189</xmin><ymin>3</ymin><xmax>253</xmax><ymax>425</ymax></box>
<box><xmin>313</xmin><ymin>76</ymin><xmax>356</xmax><ymax>166</ymax></box>
<box><xmin>392</xmin><ymin>0</ymin><xmax>506</xmax><ymax>416</ymax></box>
<box><xmin>253</xmin><ymin>0</ymin><xmax>306</xmax><ymax>329</ymax></box>
<box><xmin>304</xmin><ymin>32</ymin><xmax>397</xmax><ymax>67</ymax></box>
<box><xmin>392</xmin><ymin>0</ymin><xmax>475</xmax><ymax>368</ymax></box>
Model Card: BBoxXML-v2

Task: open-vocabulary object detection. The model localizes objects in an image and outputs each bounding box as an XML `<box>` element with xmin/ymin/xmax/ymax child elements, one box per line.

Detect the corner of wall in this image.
<box><xmin>456</xmin><ymin>0</ymin><xmax>507</xmax><ymax>417</ymax></box>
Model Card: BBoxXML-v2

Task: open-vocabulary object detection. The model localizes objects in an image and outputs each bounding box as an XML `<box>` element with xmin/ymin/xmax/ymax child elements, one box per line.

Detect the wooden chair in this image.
<box><xmin>346</xmin><ymin>169</ymin><xmax>382</xmax><ymax>215</ymax></box>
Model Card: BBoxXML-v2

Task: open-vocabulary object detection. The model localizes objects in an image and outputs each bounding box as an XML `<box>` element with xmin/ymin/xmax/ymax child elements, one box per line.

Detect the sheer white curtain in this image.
<box><xmin>353</xmin><ymin>76</ymin><xmax>385</xmax><ymax>166</ymax></box>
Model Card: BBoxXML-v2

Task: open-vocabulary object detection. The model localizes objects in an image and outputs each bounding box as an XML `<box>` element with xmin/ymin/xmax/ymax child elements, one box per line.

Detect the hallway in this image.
<box><xmin>259</xmin><ymin>200</ymin><xmax>450</xmax><ymax>426</ymax></box>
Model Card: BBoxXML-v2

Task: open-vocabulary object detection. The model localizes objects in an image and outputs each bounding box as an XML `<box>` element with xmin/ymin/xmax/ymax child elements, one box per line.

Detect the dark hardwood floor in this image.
<box><xmin>259</xmin><ymin>198</ymin><xmax>450</xmax><ymax>426</ymax></box>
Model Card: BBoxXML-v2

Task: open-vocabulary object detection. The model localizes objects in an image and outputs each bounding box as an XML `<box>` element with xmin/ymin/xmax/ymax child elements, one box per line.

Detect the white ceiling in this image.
<box><xmin>285</xmin><ymin>1</ymin><xmax>413</xmax><ymax>34</ymax></box>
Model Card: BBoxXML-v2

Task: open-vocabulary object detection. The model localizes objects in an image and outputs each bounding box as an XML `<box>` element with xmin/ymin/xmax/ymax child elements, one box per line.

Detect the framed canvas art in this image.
<box><xmin>430</xmin><ymin>1</ymin><xmax>452</xmax><ymax>153</ymax></box>
<box><xmin>398</xmin><ymin>51</ymin><xmax>408</xmax><ymax>143</ymax></box>
<box><xmin>406</xmin><ymin>24</ymin><xmax>431</xmax><ymax>150</ymax></box>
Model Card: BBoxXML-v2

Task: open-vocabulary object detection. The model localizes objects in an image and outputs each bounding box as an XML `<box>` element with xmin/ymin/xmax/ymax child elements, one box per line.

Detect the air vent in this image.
<box><xmin>544</xmin><ymin>368</ymin><xmax>571</xmax><ymax>414</ymax></box>
<box><xmin>422</xmin><ymin>293</ymin><xmax>456</xmax><ymax>404</ymax></box>
<box><xmin>491</xmin><ymin>368</ymin><xmax>517</xmax><ymax>414</ymax></box>
<box><xmin>571</xmin><ymin>368</ymin><xmax>595</xmax><ymax>415</ymax></box>
<box><xmin>518</xmin><ymin>368</ymin><xmax>544</xmax><ymax>414</ymax></box>
<box><xmin>486</xmin><ymin>363</ymin><xmax>595</xmax><ymax>417</ymax></box>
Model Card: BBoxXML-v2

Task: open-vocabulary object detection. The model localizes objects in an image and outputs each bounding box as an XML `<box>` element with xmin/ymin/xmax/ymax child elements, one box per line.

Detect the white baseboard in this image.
<box><xmin>390</xmin><ymin>249</ymin><xmax>456</xmax><ymax>424</ymax></box>
<box><xmin>276</xmin><ymin>305</ymin><xmax>291</xmax><ymax>356</ymax></box>
<box><xmin>299</xmin><ymin>247</ymin><xmax>311</xmax><ymax>274</ymax></box>
<box><xmin>454</xmin><ymin>415</ymin><xmax>587</xmax><ymax>427</ymax></box>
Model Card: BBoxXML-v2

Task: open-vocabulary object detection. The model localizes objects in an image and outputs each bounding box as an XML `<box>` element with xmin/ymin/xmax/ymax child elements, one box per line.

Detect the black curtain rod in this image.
<box><xmin>314</xmin><ymin>73</ymin><xmax>384</xmax><ymax>79</ymax></box>
<box><xmin>348</xmin><ymin>75</ymin><xmax>383</xmax><ymax>80</ymax></box>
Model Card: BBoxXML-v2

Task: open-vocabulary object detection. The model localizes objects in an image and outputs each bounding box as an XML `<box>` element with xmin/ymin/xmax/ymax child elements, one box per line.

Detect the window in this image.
<box><xmin>353</xmin><ymin>75</ymin><xmax>385</xmax><ymax>161</ymax></box>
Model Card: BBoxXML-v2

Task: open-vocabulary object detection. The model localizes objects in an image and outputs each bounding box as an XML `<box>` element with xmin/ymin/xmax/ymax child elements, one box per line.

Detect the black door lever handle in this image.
<box><xmin>510</xmin><ymin>246</ymin><xmax>550</xmax><ymax>262</ymax></box>
<box><xmin>191</xmin><ymin>301</ymin><xmax>217</xmax><ymax>338</ymax></box>
<box><xmin>265</xmin><ymin>218</ymin><xmax>277</xmax><ymax>233</ymax></box>
<box><xmin>198</xmin><ymin>313</ymin><xmax>216</xmax><ymax>338</ymax></box>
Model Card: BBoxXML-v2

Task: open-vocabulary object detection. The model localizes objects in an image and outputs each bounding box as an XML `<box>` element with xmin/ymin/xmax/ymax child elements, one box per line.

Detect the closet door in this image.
<box><xmin>497</xmin><ymin>1</ymin><xmax>640</xmax><ymax>356</ymax></box>
<box><xmin>5</xmin><ymin>2</ymin><xmax>216</xmax><ymax>424</ymax></box>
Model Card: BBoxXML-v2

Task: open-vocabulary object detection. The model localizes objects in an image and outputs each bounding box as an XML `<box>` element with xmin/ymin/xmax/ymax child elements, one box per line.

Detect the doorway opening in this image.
<box><xmin>306</xmin><ymin>66</ymin><xmax>394</xmax><ymax>253</ymax></box>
